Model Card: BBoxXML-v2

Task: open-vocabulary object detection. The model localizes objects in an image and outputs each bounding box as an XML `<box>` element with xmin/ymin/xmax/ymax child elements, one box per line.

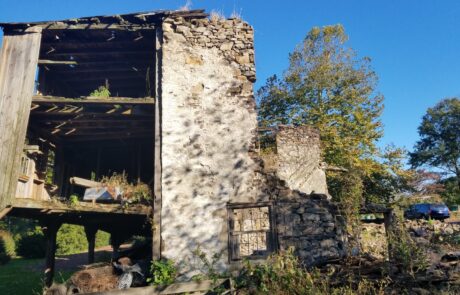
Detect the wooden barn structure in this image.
<box><xmin>0</xmin><ymin>10</ymin><xmax>201</xmax><ymax>286</ymax></box>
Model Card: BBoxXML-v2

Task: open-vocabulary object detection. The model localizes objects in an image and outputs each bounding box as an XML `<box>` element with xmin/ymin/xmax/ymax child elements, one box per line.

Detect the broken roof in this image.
<box><xmin>0</xmin><ymin>9</ymin><xmax>208</xmax><ymax>32</ymax></box>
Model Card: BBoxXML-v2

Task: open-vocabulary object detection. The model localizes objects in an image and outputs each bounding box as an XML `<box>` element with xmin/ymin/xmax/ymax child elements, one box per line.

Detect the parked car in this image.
<box><xmin>404</xmin><ymin>203</ymin><xmax>450</xmax><ymax>220</ymax></box>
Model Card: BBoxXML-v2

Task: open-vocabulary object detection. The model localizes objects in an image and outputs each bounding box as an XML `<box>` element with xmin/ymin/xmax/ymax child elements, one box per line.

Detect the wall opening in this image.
<box><xmin>228</xmin><ymin>205</ymin><xmax>275</xmax><ymax>261</ymax></box>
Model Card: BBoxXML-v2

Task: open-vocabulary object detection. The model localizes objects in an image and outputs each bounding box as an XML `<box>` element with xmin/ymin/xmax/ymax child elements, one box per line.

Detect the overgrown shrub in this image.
<box><xmin>95</xmin><ymin>230</ymin><xmax>110</xmax><ymax>248</ymax></box>
<box><xmin>235</xmin><ymin>248</ymin><xmax>388</xmax><ymax>295</ymax></box>
<box><xmin>147</xmin><ymin>259</ymin><xmax>177</xmax><ymax>286</ymax></box>
<box><xmin>17</xmin><ymin>227</ymin><xmax>46</xmax><ymax>258</ymax></box>
<box><xmin>387</xmin><ymin>214</ymin><xmax>429</xmax><ymax>275</ymax></box>
<box><xmin>191</xmin><ymin>247</ymin><xmax>226</xmax><ymax>284</ymax></box>
<box><xmin>0</xmin><ymin>230</ymin><xmax>16</xmax><ymax>264</ymax></box>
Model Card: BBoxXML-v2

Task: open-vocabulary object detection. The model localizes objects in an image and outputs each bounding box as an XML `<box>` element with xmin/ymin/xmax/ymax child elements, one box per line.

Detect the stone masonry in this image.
<box><xmin>158</xmin><ymin>13</ymin><xmax>345</xmax><ymax>278</ymax></box>
<box><xmin>276</xmin><ymin>125</ymin><xmax>328</xmax><ymax>195</ymax></box>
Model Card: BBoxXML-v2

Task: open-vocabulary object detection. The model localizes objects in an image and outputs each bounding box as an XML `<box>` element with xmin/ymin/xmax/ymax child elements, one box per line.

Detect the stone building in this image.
<box><xmin>0</xmin><ymin>9</ymin><xmax>345</xmax><ymax>283</ymax></box>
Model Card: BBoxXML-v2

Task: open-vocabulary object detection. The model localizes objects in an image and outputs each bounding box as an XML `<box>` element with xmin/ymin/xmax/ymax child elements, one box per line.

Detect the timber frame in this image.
<box><xmin>0</xmin><ymin>9</ymin><xmax>209</xmax><ymax>286</ymax></box>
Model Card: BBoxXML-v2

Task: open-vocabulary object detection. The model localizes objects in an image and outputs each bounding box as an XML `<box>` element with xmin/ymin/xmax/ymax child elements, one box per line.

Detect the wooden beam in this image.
<box><xmin>38</xmin><ymin>59</ymin><xmax>77</xmax><ymax>65</ymax></box>
<box><xmin>45</xmin><ymin>50</ymin><xmax>152</xmax><ymax>57</ymax></box>
<box><xmin>38</xmin><ymin>23</ymin><xmax>154</xmax><ymax>30</ymax></box>
<box><xmin>69</xmin><ymin>176</ymin><xmax>101</xmax><ymax>188</ymax></box>
<box><xmin>12</xmin><ymin>197</ymin><xmax>150</xmax><ymax>215</ymax></box>
<box><xmin>152</xmin><ymin>25</ymin><xmax>163</xmax><ymax>261</ymax></box>
<box><xmin>30</xmin><ymin>112</ymin><xmax>153</xmax><ymax>118</ymax></box>
<box><xmin>64</xmin><ymin>133</ymin><xmax>152</xmax><ymax>142</ymax></box>
<box><xmin>32</xmin><ymin>96</ymin><xmax>154</xmax><ymax>105</ymax></box>
<box><xmin>0</xmin><ymin>207</ymin><xmax>12</xmax><ymax>219</ymax></box>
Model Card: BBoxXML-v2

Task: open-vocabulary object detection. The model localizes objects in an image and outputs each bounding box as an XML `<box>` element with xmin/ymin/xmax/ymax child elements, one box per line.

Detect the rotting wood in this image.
<box><xmin>0</xmin><ymin>26</ymin><xmax>42</xmax><ymax>211</ymax></box>
<box><xmin>12</xmin><ymin>198</ymin><xmax>151</xmax><ymax>215</ymax></box>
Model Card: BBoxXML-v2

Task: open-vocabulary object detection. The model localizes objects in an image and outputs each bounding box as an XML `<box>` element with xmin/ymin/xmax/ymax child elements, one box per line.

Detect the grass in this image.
<box><xmin>0</xmin><ymin>258</ymin><xmax>72</xmax><ymax>295</ymax></box>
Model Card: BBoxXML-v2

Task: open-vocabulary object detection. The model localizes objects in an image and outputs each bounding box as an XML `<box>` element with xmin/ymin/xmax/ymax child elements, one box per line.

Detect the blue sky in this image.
<box><xmin>1</xmin><ymin>0</ymin><xmax>459</xmax><ymax>153</ymax></box>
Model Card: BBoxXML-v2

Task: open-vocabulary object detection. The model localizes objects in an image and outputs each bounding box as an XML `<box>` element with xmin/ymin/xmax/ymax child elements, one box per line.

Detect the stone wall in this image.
<box><xmin>276</xmin><ymin>194</ymin><xmax>345</xmax><ymax>265</ymax></box>
<box><xmin>276</xmin><ymin>125</ymin><xmax>328</xmax><ymax>195</ymax></box>
<box><xmin>159</xmin><ymin>13</ymin><xmax>345</xmax><ymax>277</ymax></box>
<box><xmin>159</xmin><ymin>15</ymin><xmax>264</xmax><ymax>278</ymax></box>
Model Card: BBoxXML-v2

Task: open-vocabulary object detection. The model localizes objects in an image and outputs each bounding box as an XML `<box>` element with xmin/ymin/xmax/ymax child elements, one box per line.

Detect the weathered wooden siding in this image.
<box><xmin>0</xmin><ymin>27</ymin><xmax>42</xmax><ymax>210</ymax></box>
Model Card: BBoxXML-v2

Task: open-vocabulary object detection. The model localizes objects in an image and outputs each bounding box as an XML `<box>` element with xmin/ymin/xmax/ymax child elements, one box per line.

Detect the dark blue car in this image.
<box><xmin>404</xmin><ymin>203</ymin><xmax>450</xmax><ymax>220</ymax></box>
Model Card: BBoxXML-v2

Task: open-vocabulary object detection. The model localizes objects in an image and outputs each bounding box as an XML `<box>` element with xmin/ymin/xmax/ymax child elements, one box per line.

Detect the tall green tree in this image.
<box><xmin>258</xmin><ymin>25</ymin><xmax>388</xmax><ymax>212</ymax></box>
<box><xmin>409</xmin><ymin>98</ymin><xmax>460</xmax><ymax>190</ymax></box>
<box><xmin>258</xmin><ymin>25</ymin><xmax>383</xmax><ymax>173</ymax></box>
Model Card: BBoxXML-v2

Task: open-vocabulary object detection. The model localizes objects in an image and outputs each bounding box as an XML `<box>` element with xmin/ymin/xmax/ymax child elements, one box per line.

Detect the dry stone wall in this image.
<box><xmin>276</xmin><ymin>195</ymin><xmax>345</xmax><ymax>266</ymax></box>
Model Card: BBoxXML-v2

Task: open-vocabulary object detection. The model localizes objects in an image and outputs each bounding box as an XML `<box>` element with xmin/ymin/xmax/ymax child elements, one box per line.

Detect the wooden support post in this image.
<box><xmin>41</xmin><ymin>220</ymin><xmax>61</xmax><ymax>287</ymax></box>
<box><xmin>84</xmin><ymin>225</ymin><xmax>98</xmax><ymax>264</ymax></box>
<box><xmin>152</xmin><ymin>25</ymin><xmax>163</xmax><ymax>261</ymax></box>
<box><xmin>110</xmin><ymin>232</ymin><xmax>123</xmax><ymax>261</ymax></box>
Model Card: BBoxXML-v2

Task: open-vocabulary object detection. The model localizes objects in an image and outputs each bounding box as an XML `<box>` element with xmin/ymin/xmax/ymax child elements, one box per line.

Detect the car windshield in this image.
<box><xmin>431</xmin><ymin>204</ymin><xmax>448</xmax><ymax>210</ymax></box>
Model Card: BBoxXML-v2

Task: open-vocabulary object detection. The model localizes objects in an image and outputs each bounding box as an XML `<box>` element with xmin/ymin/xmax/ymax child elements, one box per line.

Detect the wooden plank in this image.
<box><xmin>38</xmin><ymin>59</ymin><xmax>77</xmax><ymax>65</ymax></box>
<box><xmin>160</xmin><ymin>279</ymin><xmax>226</xmax><ymax>294</ymax></box>
<box><xmin>87</xmin><ymin>279</ymin><xmax>227</xmax><ymax>295</ymax></box>
<box><xmin>69</xmin><ymin>176</ymin><xmax>101</xmax><ymax>188</ymax></box>
<box><xmin>152</xmin><ymin>25</ymin><xmax>163</xmax><ymax>261</ymax></box>
<box><xmin>12</xmin><ymin>197</ymin><xmax>151</xmax><ymax>215</ymax></box>
<box><xmin>0</xmin><ymin>26</ymin><xmax>42</xmax><ymax>210</ymax></box>
<box><xmin>0</xmin><ymin>207</ymin><xmax>12</xmax><ymax>219</ymax></box>
<box><xmin>32</xmin><ymin>95</ymin><xmax>154</xmax><ymax>105</ymax></box>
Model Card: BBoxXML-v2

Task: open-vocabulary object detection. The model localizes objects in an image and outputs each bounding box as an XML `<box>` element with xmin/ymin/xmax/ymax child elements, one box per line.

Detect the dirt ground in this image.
<box><xmin>30</xmin><ymin>244</ymin><xmax>131</xmax><ymax>272</ymax></box>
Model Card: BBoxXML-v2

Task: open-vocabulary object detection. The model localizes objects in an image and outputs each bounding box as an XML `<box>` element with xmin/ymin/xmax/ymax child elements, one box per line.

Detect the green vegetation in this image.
<box><xmin>0</xmin><ymin>258</ymin><xmax>72</xmax><ymax>295</ymax></box>
<box><xmin>56</xmin><ymin>224</ymin><xmax>110</xmax><ymax>255</ymax></box>
<box><xmin>68</xmin><ymin>194</ymin><xmax>79</xmax><ymax>207</ymax></box>
<box><xmin>235</xmin><ymin>248</ymin><xmax>388</xmax><ymax>295</ymax></box>
<box><xmin>191</xmin><ymin>247</ymin><xmax>226</xmax><ymax>284</ymax></box>
<box><xmin>257</xmin><ymin>24</ymin><xmax>412</xmax><ymax>239</ymax></box>
<box><xmin>410</xmin><ymin>98</ymin><xmax>460</xmax><ymax>191</ymax></box>
<box><xmin>147</xmin><ymin>259</ymin><xmax>177</xmax><ymax>286</ymax></box>
<box><xmin>0</xmin><ymin>230</ymin><xmax>16</xmax><ymax>264</ymax></box>
<box><xmin>16</xmin><ymin>227</ymin><xmax>46</xmax><ymax>258</ymax></box>
<box><xmin>100</xmin><ymin>172</ymin><xmax>152</xmax><ymax>204</ymax></box>
<box><xmin>89</xmin><ymin>85</ymin><xmax>111</xmax><ymax>98</ymax></box>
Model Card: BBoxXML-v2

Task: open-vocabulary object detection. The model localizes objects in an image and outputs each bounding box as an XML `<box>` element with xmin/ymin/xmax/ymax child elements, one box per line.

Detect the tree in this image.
<box><xmin>258</xmin><ymin>24</ymin><xmax>383</xmax><ymax>172</ymax></box>
<box><xmin>258</xmin><ymin>24</ymin><xmax>388</xmax><ymax>209</ymax></box>
<box><xmin>409</xmin><ymin>98</ymin><xmax>460</xmax><ymax>190</ymax></box>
